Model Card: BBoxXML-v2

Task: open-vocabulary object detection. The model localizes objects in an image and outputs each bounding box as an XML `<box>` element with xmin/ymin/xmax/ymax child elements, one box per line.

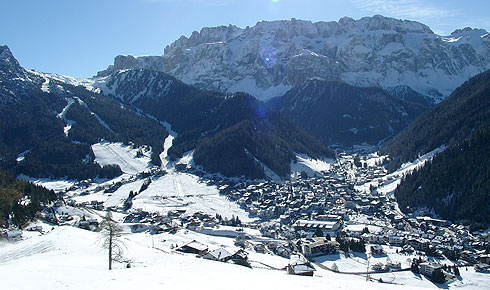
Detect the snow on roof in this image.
<box><xmin>416</xmin><ymin>216</ymin><xmax>447</xmax><ymax>223</ymax></box>
<box><xmin>291</xmin><ymin>263</ymin><xmax>315</xmax><ymax>274</ymax></box>
<box><xmin>182</xmin><ymin>240</ymin><xmax>208</xmax><ymax>251</ymax></box>
<box><xmin>205</xmin><ymin>248</ymin><xmax>232</xmax><ymax>260</ymax></box>
<box><xmin>294</xmin><ymin>220</ymin><xmax>338</xmax><ymax>229</ymax></box>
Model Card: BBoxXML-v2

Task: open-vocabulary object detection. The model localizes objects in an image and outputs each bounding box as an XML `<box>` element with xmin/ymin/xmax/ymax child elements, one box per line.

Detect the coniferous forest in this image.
<box><xmin>0</xmin><ymin>80</ymin><xmax>168</xmax><ymax>180</ymax></box>
<box><xmin>0</xmin><ymin>170</ymin><xmax>56</xmax><ymax>228</ymax></box>
<box><xmin>385</xmin><ymin>69</ymin><xmax>490</xmax><ymax>228</ymax></box>
<box><xmin>394</xmin><ymin>127</ymin><xmax>490</xmax><ymax>229</ymax></box>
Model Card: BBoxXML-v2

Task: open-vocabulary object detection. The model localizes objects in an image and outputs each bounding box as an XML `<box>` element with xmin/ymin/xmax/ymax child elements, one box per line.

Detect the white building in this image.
<box><xmin>419</xmin><ymin>262</ymin><xmax>442</xmax><ymax>277</ymax></box>
<box><xmin>302</xmin><ymin>237</ymin><xmax>339</xmax><ymax>257</ymax></box>
<box><xmin>293</xmin><ymin>220</ymin><xmax>342</xmax><ymax>237</ymax></box>
<box><xmin>388</xmin><ymin>235</ymin><xmax>405</xmax><ymax>246</ymax></box>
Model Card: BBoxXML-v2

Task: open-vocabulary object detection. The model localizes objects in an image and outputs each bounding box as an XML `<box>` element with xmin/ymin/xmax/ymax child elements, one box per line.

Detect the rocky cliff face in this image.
<box><xmin>160</xmin><ymin>16</ymin><xmax>490</xmax><ymax>101</ymax></box>
<box><xmin>0</xmin><ymin>45</ymin><xmax>44</xmax><ymax>105</ymax></box>
<box><xmin>96</xmin><ymin>16</ymin><xmax>490</xmax><ymax>102</ymax></box>
<box><xmin>96</xmin><ymin>55</ymin><xmax>165</xmax><ymax>77</ymax></box>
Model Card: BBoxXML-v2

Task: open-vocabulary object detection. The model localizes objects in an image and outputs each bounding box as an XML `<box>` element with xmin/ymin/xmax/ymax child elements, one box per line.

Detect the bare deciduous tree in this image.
<box><xmin>99</xmin><ymin>210</ymin><xmax>126</xmax><ymax>270</ymax></box>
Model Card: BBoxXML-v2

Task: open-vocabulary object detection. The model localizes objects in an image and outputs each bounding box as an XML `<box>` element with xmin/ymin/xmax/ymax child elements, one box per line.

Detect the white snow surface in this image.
<box><xmin>92</xmin><ymin>142</ymin><xmax>152</xmax><ymax>175</ymax></box>
<box><xmin>40</xmin><ymin>76</ymin><xmax>50</xmax><ymax>93</ymax></box>
<box><xmin>131</xmin><ymin>172</ymin><xmax>252</xmax><ymax>221</ymax></box>
<box><xmin>16</xmin><ymin>150</ymin><xmax>30</xmax><ymax>163</ymax></box>
<box><xmin>159</xmin><ymin>121</ymin><xmax>177</xmax><ymax>169</ymax></box>
<box><xmin>356</xmin><ymin>145</ymin><xmax>447</xmax><ymax>198</ymax></box>
<box><xmin>3</xmin><ymin>224</ymin><xmax>488</xmax><ymax>290</ymax></box>
<box><xmin>291</xmin><ymin>154</ymin><xmax>333</xmax><ymax>178</ymax></box>
<box><xmin>57</xmin><ymin>97</ymin><xmax>76</xmax><ymax>136</ymax></box>
<box><xmin>17</xmin><ymin>174</ymin><xmax>76</xmax><ymax>193</ymax></box>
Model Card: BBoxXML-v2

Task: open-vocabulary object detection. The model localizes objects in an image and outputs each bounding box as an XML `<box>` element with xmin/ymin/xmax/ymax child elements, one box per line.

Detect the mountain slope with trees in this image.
<box><xmin>0</xmin><ymin>46</ymin><xmax>168</xmax><ymax>179</ymax></box>
<box><xmin>270</xmin><ymin>79</ymin><xmax>429</xmax><ymax>146</ymax></box>
<box><xmin>0</xmin><ymin>169</ymin><xmax>56</xmax><ymax>228</ymax></box>
<box><xmin>101</xmin><ymin>70</ymin><xmax>333</xmax><ymax>179</ymax></box>
<box><xmin>382</xmin><ymin>69</ymin><xmax>490</xmax><ymax>228</ymax></box>
<box><xmin>381</xmin><ymin>69</ymin><xmax>490</xmax><ymax>170</ymax></box>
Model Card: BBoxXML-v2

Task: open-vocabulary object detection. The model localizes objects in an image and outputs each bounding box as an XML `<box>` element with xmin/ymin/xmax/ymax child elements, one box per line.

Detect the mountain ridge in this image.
<box><xmin>0</xmin><ymin>46</ymin><xmax>169</xmax><ymax>179</ymax></box>
<box><xmin>97</xmin><ymin>15</ymin><xmax>490</xmax><ymax>102</ymax></box>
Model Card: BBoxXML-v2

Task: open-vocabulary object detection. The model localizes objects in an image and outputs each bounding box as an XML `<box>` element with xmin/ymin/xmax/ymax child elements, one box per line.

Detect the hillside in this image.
<box><xmin>0</xmin><ymin>170</ymin><xmax>55</xmax><ymax>228</ymax></box>
<box><xmin>381</xmin><ymin>69</ymin><xmax>490</xmax><ymax>170</ymax></box>
<box><xmin>381</xmin><ymin>70</ymin><xmax>490</xmax><ymax>228</ymax></box>
<box><xmin>99</xmin><ymin>70</ymin><xmax>333</xmax><ymax>179</ymax></box>
<box><xmin>271</xmin><ymin>79</ymin><xmax>429</xmax><ymax>146</ymax></box>
<box><xmin>394</xmin><ymin>128</ymin><xmax>490</xmax><ymax>229</ymax></box>
<box><xmin>191</xmin><ymin>94</ymin><xmax>333</xmax><ymax>178</ymax></box>
<box><xmin>0</xmin><ymin>46</ymin><xmax>169</xmax><ymax>180</ymax></box>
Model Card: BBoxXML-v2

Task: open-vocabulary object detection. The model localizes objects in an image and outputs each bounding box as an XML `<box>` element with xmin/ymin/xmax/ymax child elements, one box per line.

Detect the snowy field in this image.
<box><xmin>130</xmin><ymin>171</ymin><xmax>253</xmax><ymax>221</ymax></box>
<box><xmin>17</xmin><ymin>174</ymin><xmax>77</xmax><ymax>193</ymax></box>
<box><xmin>92</xmin><ymin>141</ymin><xmax>152</xmax><ymax>175</ymax></box>
<box><xmin>0</xmin><ymin>224</ymin><xmax>442</xmax><ymax>290</ymax></box>
<box><xmin>2</xmin><ymin>223</ymin><xmax>488</xmax><ymax>290</ymax></box>
<box><xmin>290</xmin><ymin>154</ymin><xmax>333</xmax><ymax>178</ymax></box>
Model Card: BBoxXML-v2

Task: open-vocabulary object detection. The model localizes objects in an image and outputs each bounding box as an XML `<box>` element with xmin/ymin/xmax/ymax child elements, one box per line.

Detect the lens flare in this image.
<box><xmin>256</xmin><ymin>104</ymin><xmax>268</xmax><ymax>120</ymax></box>
<box><xmin>260</xmin><ymin>47</ymin><xmax>277</xmax><ymax>68</ymax></box>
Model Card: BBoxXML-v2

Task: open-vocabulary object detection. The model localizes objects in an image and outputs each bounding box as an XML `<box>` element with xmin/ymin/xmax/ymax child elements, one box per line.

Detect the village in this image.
<box><xmin>2</xmin><ymin>152</ymin><xmax>490</xmax><ymax>286</ymax></box>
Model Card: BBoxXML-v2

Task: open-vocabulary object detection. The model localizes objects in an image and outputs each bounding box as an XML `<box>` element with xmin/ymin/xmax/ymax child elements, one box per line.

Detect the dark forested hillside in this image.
<box><xmin>191</xmin><ymin>95</ymin><xmax>333</xmax><ymax>178</ymax></box>
<box><xmin>166</xmin><ymin>93</ymin><xmax>334</xmax><ymax>179</ymax></box>
<box><xmin>384</xmin><ymin>69</ymin><xmax>490</xmax><ymax>228</ymax></box>
<box><xmin>271</xmin><ymin>80</ymin><xmax>429</xmax><ymax>146</ymax></box>
<box><xmin>104</xmin><ymin>70</ymin><xmax>334</xmax><ymax>179</ymax></box>
<box><xmin>395</xmin><ymin>128</ymin><xmax>490</xmax><ymax>229</ymax></box>
<box><xmin>0</xmin><ymin>170</ymin><xmax>56</xmax><ymax>228</ymax></box>
<box><xmin>381</xmin><ymin>69</ymin><xmax>490</xmax><ymax>171</ymax></box>
<box><xmin>0</xmin><ymin>46</ymin><xmax>168</xmax><ymax>179</ymax></box>
<box><xmin>103</xmin><ymin>69</ymin><xmax>224</xmax><ymax>133</ymax></box>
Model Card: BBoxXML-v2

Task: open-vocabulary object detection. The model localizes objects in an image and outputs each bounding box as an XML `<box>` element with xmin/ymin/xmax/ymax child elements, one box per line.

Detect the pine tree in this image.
<box><xmin>454</xmin><ymin>266</ymin><xmax>460</xmax><ymax>276</ymax></box>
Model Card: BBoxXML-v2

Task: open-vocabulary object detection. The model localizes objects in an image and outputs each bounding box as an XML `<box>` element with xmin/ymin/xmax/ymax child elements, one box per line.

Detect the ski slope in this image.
<box><xmin>130</xmin><ymin>172</ymin><xmax>253</xmax><ymax>222</ymax></box>
<box><xmin>92</xmin><ymin>142</ymin><xmax>152</xmax><ymax>175</ymax></box>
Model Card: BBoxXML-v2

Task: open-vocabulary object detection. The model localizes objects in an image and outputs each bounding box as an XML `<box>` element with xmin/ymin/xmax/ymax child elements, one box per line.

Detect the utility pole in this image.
<box><xmin>366</xmin><ymin>253</ymin><xmax>370</xmax><ymax>282</ymax></box>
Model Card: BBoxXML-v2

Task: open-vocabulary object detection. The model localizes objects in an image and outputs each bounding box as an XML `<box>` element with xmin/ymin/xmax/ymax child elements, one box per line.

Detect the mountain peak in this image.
<box><xmin>0</xmin><ymin>45</ymin><xmax>21</xmax><ymax>68</ymax></box>
<box><xmin>358</xmin><ymin>14</ymin><xmax>433</xmax><ymax>34</ymax></box>
<box><xmin>96</xmin><ymin>54</ymin><xmax>165</xmax><ymax>77</ymax></box>
<box><xmin>450</xmin><ymin>27</ymin><xmax>488</xmax><ymax>37</ymax></box>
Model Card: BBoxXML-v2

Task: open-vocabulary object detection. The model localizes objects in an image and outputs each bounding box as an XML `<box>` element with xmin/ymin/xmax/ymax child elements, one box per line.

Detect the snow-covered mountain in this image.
<box><xmin>0</xmin><ymin>45</ymin><xmax>46</xmax><ymax>105</ymax></box>
<box><xmin>0</xmin><ymin>46</ymin><xmax>168</xmax><ymax>179</ymax></box>
<box><xmin>96</xmin><ymin>55</ymin><xmax>165</xmax><ymax>78</ymax></box>
<box><xmin>99</xmin><ymin>15</ymin><xmax>490</xmax><ymax>102</ymax></box>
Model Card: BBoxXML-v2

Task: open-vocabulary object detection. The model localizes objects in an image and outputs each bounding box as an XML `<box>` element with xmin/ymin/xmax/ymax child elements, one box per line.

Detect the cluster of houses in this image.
<box><xmin>176</xmin><ymin>239</ymin><xmax>249</xmax><ymax>266</ymax></box>
<box><xmin>204</xmin><ymin>153</ymin><xmax>490</xmax><ymax>272</ymax></box>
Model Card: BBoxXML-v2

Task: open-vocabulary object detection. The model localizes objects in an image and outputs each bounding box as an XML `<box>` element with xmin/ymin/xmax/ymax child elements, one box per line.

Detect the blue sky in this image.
<box><xmin>1</xmin><ymin>0</ymin><xmax>489</xmax><ymax>78</ymax></box>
